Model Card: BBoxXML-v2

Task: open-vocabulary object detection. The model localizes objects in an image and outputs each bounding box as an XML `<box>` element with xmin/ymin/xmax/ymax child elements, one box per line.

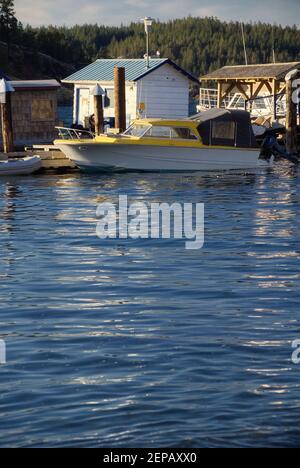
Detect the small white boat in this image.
<box><xmin>0</xmin><ymin>156</ymin><xmax>42</xmax><ymax>176</ymax></box>
<box><xmin>55</xmin><ymin>109</ymin><xmax>270</xmax><ymax>172</ymax></box>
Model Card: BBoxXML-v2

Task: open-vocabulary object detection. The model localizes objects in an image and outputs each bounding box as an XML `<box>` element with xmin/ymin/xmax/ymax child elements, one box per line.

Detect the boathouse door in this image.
<box><xmin>77</xmin><ymin>88</ymin><xmax>91</xmax><ymax>127</ymax></box>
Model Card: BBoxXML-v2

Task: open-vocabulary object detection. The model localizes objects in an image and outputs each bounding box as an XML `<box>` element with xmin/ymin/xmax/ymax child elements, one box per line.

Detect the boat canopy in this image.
<box><xmin>190</xmin><ymin>109</ymin><xmax>258</xmax><ymax>148</ymax></box>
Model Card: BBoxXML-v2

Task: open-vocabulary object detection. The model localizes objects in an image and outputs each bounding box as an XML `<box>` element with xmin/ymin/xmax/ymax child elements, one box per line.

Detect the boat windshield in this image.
<box><xmin>144</xmin><ymin>126</ymin><xmax>198</xmax><ymax>140</ymax></box>
<box><xmin>123</xmin><ymin>123</ymin><xmax>199</xmax><ymax>140</ymax></box>
<box><xmin>123</xmin><ymin>124</ymin><xmax>151</xmax><ymax>137</ymax></box>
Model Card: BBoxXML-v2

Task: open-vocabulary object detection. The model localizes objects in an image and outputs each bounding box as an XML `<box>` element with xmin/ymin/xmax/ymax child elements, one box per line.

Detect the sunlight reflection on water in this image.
<box><xmin>0</xmin><ymin>165</ymin><xmax>300</xmax><ymax>447</ymax></box>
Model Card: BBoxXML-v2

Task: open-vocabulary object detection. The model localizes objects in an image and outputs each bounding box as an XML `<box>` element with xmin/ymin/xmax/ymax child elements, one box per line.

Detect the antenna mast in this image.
<box><xmin>241</xmin><ymin>23</ymin><xmax>248</xmax><ymax>66</ymax></box>
<box><xmin>272</xmin><ymin>25</ymin><xmax>276</xmax><ymax>63</ymax></box>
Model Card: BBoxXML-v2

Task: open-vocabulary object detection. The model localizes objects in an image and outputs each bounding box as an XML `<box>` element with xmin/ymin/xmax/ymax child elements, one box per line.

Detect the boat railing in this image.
<box><xmin>55</xmin><ymin>127</ymin><xmax>95</xmax><ymax>140</ymax></box>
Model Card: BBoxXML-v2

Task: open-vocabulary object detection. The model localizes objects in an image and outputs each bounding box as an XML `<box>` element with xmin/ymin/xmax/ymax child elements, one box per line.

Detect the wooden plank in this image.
<box><xmin>24</xmin><ymin>147</ymin><xmax>76</xmax><ymax>169</ymax></box>
<box><xmin>217</xmin><ymin>82</ymin><xmax>222</xmax><ymax>108</ymax></box>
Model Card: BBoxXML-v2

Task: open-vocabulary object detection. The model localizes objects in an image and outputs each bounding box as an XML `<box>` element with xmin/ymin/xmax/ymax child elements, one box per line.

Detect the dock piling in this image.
<box><xmin>92</xmin><ymin>84</ymin><xmax>105</xmax><ymax>136</ymax></box>
<box><xmin>0</xmin><ymin>79</ymin><xmax>15</xmax><ymax>154</ymax></box>
<box><xmin>114</xmin><ymin>67</ymin><xmax>126</xmax><ymax>133</ymax></box>
<box><xmin>285</xmin><ymin>69</ymin><xmax>299</xmax><ymax>154</ymax></box>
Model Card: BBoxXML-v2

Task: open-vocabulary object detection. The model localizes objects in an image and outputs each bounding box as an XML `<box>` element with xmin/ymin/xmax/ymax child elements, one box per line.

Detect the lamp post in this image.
<box><xmin>142</xmin><ymin>17</ymin><xmax>154</xmax><ymax>69</ymax></box>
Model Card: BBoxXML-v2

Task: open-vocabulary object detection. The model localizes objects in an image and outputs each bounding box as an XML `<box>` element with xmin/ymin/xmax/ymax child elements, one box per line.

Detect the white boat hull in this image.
<box><xmin>0</xmin><ymin>156</ymin><xmax>42</xmax><ymax>176</ymax></box>
<box><xmin>57</xmin><ymin>142</ymin><xmax>269</xmax><ymax>172</ymax></box>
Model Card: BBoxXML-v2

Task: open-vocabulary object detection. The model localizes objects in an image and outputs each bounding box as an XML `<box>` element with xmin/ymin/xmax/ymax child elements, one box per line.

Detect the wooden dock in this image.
<box><xmin>8</xmin><ymin>145</ymin><xmax>77</xmax><ymax>170</ymax></box>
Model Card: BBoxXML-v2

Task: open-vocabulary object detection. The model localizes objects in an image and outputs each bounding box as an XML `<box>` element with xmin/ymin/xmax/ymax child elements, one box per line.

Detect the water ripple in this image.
<box><xmin>0</xmin><ymin>167</ymin><xmax>300</xmax><ymax>447</ymax></box>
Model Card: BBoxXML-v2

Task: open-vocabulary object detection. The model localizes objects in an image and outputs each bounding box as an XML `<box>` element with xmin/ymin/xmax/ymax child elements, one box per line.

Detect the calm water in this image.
<box><xmin>0</xmin><ymin>166</ymin><xmax>300</xmax><ymax>448</ymax></box>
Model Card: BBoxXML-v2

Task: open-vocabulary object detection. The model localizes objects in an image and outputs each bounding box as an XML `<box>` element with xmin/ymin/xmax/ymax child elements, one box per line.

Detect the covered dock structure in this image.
<box><xmin>201</xmin><ymin>62</ymin><xmax>300</xmax><ymax>121</ymax></box>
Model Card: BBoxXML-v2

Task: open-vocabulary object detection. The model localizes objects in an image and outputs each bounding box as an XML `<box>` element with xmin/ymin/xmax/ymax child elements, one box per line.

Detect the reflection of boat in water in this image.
<box><xmin>55</xmin><ymin>109</ymin><xmax>270</xmax><ymax>173</ymax></box>
<box><xmin>0</xmin><ymin>156</ymin><xmax>42</xmax><ymax>176</ymax></box>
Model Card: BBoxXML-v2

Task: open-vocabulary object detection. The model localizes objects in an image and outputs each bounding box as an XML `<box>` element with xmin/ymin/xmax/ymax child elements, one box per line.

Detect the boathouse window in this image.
<box><xmin>31</xmin><ymin>99</ymin><xmax>54</xmax><ymax>122</ymax></box>
<box><xmin>104</xmin><ymin>89</ymin><xmax>114</xmax><ymax>108</ymax></box>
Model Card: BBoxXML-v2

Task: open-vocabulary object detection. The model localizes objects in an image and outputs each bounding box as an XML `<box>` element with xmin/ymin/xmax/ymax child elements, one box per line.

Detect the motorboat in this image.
<box><xmin>0</xmin><ymin>156</ymin><xmax>42</xmax><ymax>176</ymax></box>
<box><xmin>54</xmin><ymin>109</ymin><xmax>270</xmax><ymax>172</ymax></box>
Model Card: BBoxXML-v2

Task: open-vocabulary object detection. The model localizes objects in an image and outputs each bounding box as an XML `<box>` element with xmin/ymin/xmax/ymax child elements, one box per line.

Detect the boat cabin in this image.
<box><xmin>123</xmin><ymin>109</ymin><xmax>258</xmax><ymax>148</ymax></box>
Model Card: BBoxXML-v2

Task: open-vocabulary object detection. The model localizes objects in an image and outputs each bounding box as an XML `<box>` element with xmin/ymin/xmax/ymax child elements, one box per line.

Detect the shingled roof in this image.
<box><xmin>201</xmin><ymin>62</ymin><xmax>300</xmax><ymax>81</ymax></box>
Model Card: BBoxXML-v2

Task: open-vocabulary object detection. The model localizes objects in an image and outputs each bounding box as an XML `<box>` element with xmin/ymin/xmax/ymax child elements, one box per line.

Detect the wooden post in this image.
<box><xmin>217</xmin><ymin>82</ymin><xmax>222</xmax><ymax>108</ymax></box>
<box><xmin>272</xmin><ymin>79</ymin><xmax>278</xmax><ymax>122</ymax></box>
<box><xmin>114</xmin><ymin>67</ymin><xmax>126</xmax><ymax>132</ymax></box>
<box><xmin>92</xmin><ymin>84</ymin><xmax>105</xmax><ymax>136</ymax></box>
<box><xmin>0</xmin><ymin>79</ymin><xmax>15</xmax><ymax>154</ymax></box>
<box><xmin>285</xmin><ymin>70</ymin><xmax>298</xmax><ymax>154</ymax></box>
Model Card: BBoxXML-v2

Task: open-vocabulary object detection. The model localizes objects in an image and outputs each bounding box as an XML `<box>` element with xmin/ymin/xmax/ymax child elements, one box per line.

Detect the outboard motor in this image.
<box><xmin>260</xmin><ymin>135</ymin><xmax>299</xmax><ymax>165</ymax></box>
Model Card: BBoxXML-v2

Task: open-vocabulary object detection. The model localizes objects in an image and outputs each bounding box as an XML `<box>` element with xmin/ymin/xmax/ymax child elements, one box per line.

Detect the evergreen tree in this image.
<box><xmin>0</xmin><ymin>0</ymin><xmax>18</xmax><ymax>58</ymax></box>
<box><xmin>0</xmin><ymin>14</ymin><xmax>299</xmax><ymax>79</ymax></box>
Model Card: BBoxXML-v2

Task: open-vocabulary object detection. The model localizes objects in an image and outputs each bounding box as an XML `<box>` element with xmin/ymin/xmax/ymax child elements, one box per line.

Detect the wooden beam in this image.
<box><xmin>279</xmin><ymin>82</ymin><xmax>287</xmax><ymax>93</ymax></box>
<box><xmin>272</xmin><ymin>79</ymin><xmax>278</xmax><ymax>121</ymax></box>
<box><xmin>235</xmin><ymin>83</ymin><xmax>250</xmax><ymax>101</ymax></box>
<box><xmin>217</xmin><ymin>82</ymin><xmax>223</xmax><ymax>108</ymax></box>
<box><xmin>261</xmin><ymin>81</ymin><xmax>272</xmax><ymax>94</ymax></box>
<box><xmin>252</xmin><ymin>81</ymin><xmax>268</xmax><ymax>99</ymax></box>
<box><xmin>221</xmin><ymin>83</ymin><xmax>235</xmax><ymax>101</ymax></box>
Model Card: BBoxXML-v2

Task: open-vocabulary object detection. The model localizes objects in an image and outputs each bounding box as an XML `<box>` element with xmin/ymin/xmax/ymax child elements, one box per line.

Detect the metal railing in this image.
<box><xmin>198</xmin><ymin>88</ymin><xmax>293</xmax><ymax>120</ymax></box>
<box><xmin>245</xmin><ymin>93</ymin><xmax>287</xmax><ymax>120</ymax></box>
<box><xmin>55</xmin><ymin>127</ymin><xmax>95</xmax><ymax>140</ymax></box>
<box><xmin>199</xmin><ymin>88</ymin><xmax>243</xmax><ymax>110</ymax></box>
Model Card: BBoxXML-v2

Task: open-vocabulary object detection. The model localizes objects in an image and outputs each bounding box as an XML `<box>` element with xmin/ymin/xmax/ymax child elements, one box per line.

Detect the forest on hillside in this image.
<box><xmin>1</xmin><ymin>0</ymin><xmax>300</xmax><ymax>79</ymax></box>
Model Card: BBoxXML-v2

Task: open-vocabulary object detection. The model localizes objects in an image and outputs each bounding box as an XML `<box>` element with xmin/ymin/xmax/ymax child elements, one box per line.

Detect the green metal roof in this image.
<box><xmin>63</xmin><ymin>58</ymin><xmax>200</xmax><ymax>84</ymax></box>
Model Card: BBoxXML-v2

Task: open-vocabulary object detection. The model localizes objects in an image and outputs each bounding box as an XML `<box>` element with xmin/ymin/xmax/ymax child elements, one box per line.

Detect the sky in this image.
<box><xmin>14</xmin><ymin>0</ymin><xmax>300</xmax><ymax>28</ymax></box>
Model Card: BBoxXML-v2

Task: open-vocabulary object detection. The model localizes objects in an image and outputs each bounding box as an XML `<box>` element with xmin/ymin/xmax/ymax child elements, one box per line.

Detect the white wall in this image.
<box><xmin>137</xmin><ymin>64</ymin><xmax>190</xmax><ymax>119</ymax></box>
<box><xmin>74</xmin><ymin>82</ymin><xmax>137</xmax><ymax>128</ymax></box>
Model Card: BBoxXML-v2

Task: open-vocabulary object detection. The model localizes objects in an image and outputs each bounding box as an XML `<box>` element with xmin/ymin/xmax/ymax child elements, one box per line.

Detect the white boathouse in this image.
<box><xmin>62</xmin><ymin>58</ymin><xmax>200</xmax><ymax>128</ymax></box>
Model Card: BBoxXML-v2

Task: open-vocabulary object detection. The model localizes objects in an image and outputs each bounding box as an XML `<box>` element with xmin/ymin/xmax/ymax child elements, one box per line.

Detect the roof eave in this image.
<box><xmin>201</xmin><ymin>76</ymin><xmax>279</xmax><ymax>81</ymax></box>
<box><xmin>136</xmin><ymin>59</ymin><xmax>199</xmax><ymax>85</ymax></box>
<box><xmin>62</xmin><ymin>79</ymin><xmax>135</xmax><ymax>85</ymax></box>
<box><xmin>63</xmin><ymin>58</ymin><xmax>200</xmax><ymax>85</ymax></box>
